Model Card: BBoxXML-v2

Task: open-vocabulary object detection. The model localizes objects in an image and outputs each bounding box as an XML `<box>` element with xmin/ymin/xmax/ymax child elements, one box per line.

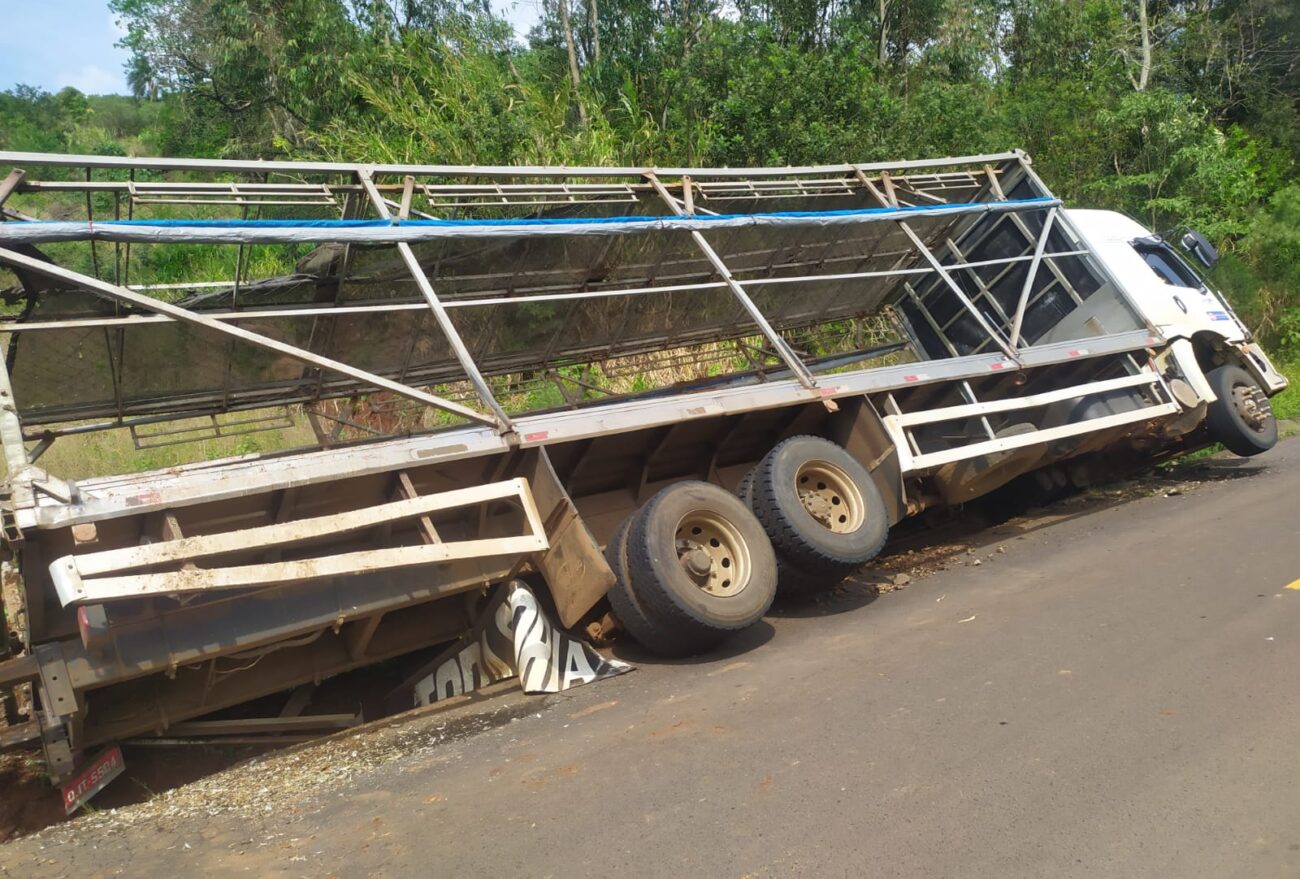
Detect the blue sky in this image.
<box><xmin>0</xmin><ymin>1</ymin><xmax>132</xmax><ymax>94</ymax></box>
<box><xmin>0</xmin><ymin>1</ymin><xmax>544</xmax><ymax>96</ymax></box>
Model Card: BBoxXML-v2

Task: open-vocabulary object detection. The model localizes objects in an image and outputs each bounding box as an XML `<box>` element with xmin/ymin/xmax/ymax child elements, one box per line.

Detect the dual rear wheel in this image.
<box><xmin>606</xmin><ymin>481</ymin><xmax>777</xmax><ymax>658</ymax></box>
<box><xmin>607</xmin><ymin>436</ymin><xmax>890</xmax><ymax>656</ymax></box>
<box><xmin>742</xmin><ymin>436</ymin><xmax>889</xmax><ymax>596</ymax></box>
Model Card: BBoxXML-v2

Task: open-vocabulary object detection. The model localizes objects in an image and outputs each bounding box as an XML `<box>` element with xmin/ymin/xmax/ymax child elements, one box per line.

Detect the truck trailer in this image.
<box><xmin>0</xmin><ymin>148</ymin><xmax>1284</xmax><ymax>784</ymax></box>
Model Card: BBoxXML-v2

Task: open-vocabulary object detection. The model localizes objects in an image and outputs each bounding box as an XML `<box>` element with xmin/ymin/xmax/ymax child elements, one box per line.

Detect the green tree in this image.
<box><xmin>110</xmin><ymin>0</ymin><xmax>362</xmax><ymax>153</ymax></box>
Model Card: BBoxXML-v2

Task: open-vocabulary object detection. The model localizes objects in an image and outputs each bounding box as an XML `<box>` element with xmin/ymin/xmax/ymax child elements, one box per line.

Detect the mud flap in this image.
<box><xmin>395</xmin><ymin>581</ymin><xmax>630</xmax><ymax>711</ymax></box>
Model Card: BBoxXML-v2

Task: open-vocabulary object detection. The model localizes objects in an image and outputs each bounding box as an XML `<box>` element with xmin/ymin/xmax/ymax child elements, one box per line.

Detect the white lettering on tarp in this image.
<box><xmin>409</xmin><ymin>581</ymin><xmax>629</xmax><ymax>707</ymax></box>
<box><xmin>412</xmin><ymin>592</ymin><xmax>518</xmax><ymax>705</ymax></box>
<box><xmin>510</xmin><ymin>585</ymin><xmax>557</xmax><ymax>693</ymax></box>
<box><xmin>435</xmin><ymin>641</ymin><xmax>483</xmax><ymax>699</ymax></box>
<box><xmin>561</xmin><ymin>639</ymin><xmax>600</xmax><ymax>689</ymax></box>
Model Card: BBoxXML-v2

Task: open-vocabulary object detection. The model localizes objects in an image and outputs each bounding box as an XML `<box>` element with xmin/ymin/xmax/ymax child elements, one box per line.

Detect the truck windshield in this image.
<box><xmin>1134</xmin><ymin>243</ymin><xmax>1202</xmax><ymax>288</ymax></box>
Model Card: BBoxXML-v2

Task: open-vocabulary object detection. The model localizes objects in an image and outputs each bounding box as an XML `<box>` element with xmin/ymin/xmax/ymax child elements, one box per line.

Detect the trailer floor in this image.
<box><xmin>2</xmin><ymin>440</ymin><xmax>1297</xmax><ymax>877</ymax></box>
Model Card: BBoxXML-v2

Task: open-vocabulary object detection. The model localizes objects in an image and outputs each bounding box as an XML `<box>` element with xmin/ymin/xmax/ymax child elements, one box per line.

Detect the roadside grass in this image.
<box><xmin>1274</xmin><ymin>358</ymin><xmax>1300</xmax><ymax>441</ymax></box>
<box><xmin>1270</xmin><ymin>357</ymin><xmax>1300</xmax><ymax>421</ymax></box>
<box><xmin>24</xmin><ymin>415</ymin><xmax>318</xmax><ymax>482</ymax></box>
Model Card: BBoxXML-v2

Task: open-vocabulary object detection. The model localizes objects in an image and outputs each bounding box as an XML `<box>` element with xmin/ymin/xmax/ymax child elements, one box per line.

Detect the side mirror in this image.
<box><xmin>1180</xmin><ymin>229</ymin><xmax>1219</xmax><ymax>270</ymax></box>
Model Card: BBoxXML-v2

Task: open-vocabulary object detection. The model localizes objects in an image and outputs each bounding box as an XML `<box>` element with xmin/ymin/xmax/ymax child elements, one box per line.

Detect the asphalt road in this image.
<box><xmin>5</xmin><ymin>439</ymin><xmax>1300</xmax><ymax>878</ymax></box>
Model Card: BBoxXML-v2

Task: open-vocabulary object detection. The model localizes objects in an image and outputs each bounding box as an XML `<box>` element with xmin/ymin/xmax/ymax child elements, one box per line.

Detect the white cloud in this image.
<box><xmin>56</xmin><ymin>64</ymin><xmax>127</xmax><ymax>96</ymax></box>
<box><xmin>492</xmin><ymin>0</ymin><xmax>543</xmax><ymax>39</ymax></box>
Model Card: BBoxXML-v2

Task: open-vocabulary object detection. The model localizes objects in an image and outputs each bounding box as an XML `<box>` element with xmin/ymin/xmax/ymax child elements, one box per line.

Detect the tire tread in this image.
<box><xmin>1205</xmin><ymin>365</ymin><xmax>1277</xmax><ymax>457</ymax></box>
<box><xmin>604</xmin><ymin>514</ymin><xmax>708</xmax><ymax>657</ymax></box>
<box><xmin>749</xmin><ymin>435</ymin><xmax>888</xmax><ymax>577</ymax></box>
<box><xmin>623</xmin><ymin>482</ymin><xmax>777</xmax><ymax>656</ymax></box>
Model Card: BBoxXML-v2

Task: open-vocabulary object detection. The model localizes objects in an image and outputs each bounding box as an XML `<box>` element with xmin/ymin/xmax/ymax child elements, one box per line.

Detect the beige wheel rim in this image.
<box><xmin>674</xmin><ymin>511</ymin><xmax>751</xmax><ymax>598</ymax></box>
<box><xmin>795</xmin><ymin>459</ymin><xmax>865</xmax><ymax>534</ymax></box>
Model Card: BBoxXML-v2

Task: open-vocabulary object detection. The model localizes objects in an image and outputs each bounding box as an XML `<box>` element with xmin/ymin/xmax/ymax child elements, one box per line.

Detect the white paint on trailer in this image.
<box><xmin>50</xmin><ymin>477</ymin><xmax>548</xmax><ymax>604</ymax></box>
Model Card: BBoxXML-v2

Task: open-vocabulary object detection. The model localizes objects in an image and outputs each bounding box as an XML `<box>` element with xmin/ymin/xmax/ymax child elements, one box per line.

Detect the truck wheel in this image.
<box><xmin>604</xmin><ymin>514</ymin><xmax>715</xmax><ymax>657</ymax></box>
<box><xmin>623</xmin><ymin>481</ymin><xmax>777</xmax><ymax>654</ymax></box>
<box><xmin>1206</xmin><ymin>365</ymin><xmax>1277</xmax><ymax>457</ymax></box>
<box><xmin>738</xmin><ymin>465</ymin><xmax>838</xmax><ymax>597</ymax></box>
<box><xmin>749</xmin><ymin>436</ymin><xmax>889</xmax><ymax>576</ymax></box>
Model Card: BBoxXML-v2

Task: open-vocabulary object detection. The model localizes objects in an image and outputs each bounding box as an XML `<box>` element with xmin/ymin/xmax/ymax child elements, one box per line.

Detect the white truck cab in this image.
<box><xmin>1066</xmin><ymin>208</ymin><xmax>1287</xmax><ymax>455</ymax></box>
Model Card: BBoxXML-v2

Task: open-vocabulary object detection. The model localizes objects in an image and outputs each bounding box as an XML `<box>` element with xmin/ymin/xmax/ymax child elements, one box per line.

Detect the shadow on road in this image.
<box><xmin>767</xmin><ymin>577</ymin><xmax>882</xmax><ymax>619</ymax></box>
<box><xmin>608</xmin><ymin>619</ymin><xmax>777</xmax><ymax>666</ymax></box>
<box><xmin>1172</xmin><ymin>457</ymin><xmax>1268</xmax><ymax>482</ymax></box>
<box><xmin>772</xmin><ymin>452</ymin><xmax>1275</xmax><ymax>624</ymax></box>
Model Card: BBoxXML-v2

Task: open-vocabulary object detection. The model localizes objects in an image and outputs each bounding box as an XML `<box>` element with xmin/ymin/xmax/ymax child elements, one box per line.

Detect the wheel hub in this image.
<box><xmin>681</xmin><ymin>546</ymin><xmax>713</xmax><ymax>578</ymax></box>
<box><xmin>799</xmin><ymin>490</ymin><xmax>834</xmax><ymax>525</ymax></box>
<box><xmin>674</xmin><ymin>511</ymin><xmax>751</xmax><ymax>598</ymax></box>
<box><xmin>1231</xmin><ymin>384</ymin><xmax>1270</xmax><ymax>432</ymax></box>
<box><xmin>795</xmin><ymin>460</ymin><xmax>865</xmax><ymax>534</ymax></box>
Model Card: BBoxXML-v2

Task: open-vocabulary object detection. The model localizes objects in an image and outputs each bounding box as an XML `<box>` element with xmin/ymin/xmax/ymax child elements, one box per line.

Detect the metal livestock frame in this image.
<box><xmin>0</xmin><ymin>149</ymin><xmax>1182</xmax><ymax>778</ymax></box>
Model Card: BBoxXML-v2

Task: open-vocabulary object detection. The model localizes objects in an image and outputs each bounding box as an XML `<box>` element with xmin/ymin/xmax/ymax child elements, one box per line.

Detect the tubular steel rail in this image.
<box><xmin>0</xmin><ymin>150</ymin><xmax>1146</xmax><ymax>447</ymax></box>
<box><xmin>0</xmin><ymin>148</ymin><xmax>1178</xmax><ymax>529</ymax></box>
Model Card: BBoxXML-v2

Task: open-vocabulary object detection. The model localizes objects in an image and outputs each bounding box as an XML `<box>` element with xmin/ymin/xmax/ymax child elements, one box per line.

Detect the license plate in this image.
<box><xmin>60</xmin><ymin>745</ymin><xmax>124</xmax><ymax>814</ymax></box>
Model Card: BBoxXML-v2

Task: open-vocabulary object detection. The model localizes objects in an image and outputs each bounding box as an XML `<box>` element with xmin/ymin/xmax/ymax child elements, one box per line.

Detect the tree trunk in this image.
<box><xmin>1136</xmin><ymin>0</ymin><xmax>1151</xmax><ymax>91</ymax></box>
<box><xmin>558</xmin><ymin>0</ymin><xmax>588</xmax><ymax>124</ymax></box>
<box><xmin>877</xmin><ymin>0</ymin><xmax>889</xmax><ymax>68</ymax></box>
<box><xmin>373</xmin><ymin>0</ymin><xmax>392</xmax><ymax>45</ymax></box>
<box><xmin>588</xmin><ymin>0</ymin><xmax>601</xmax><ymax>66</ymax></box>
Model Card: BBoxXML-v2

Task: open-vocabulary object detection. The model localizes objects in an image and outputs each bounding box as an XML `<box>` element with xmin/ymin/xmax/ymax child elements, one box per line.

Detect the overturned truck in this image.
<box><xmin>0</xmin><ymin>149</ymin><xmax>1285</xmax><ymax>782</ymax></box>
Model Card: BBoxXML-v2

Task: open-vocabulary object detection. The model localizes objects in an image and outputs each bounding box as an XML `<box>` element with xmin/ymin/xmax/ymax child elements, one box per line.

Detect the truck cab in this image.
<box><xmin>1066</xmin><ymin>208</ymin><xmax>1287</xmax><ymax>455</ymax></box>
<box><xmin>1066</xmin><ymin>209</ymin><xmax>1289</xmax><ymax>395</ymax></box>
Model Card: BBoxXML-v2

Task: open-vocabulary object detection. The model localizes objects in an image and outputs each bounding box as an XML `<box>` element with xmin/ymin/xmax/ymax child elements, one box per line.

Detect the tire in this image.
<box><xmin>749</xmin><ymin>436</ymin><xmax>889</xmax><ymax>576</ymax></box>
<box><xmin>736</xmin><ymin>467</ymin><xmax>757</xmax><ymax>506</ymax></box>
<box><xmin>604</xmin><ymin>513</ymin><xmax>714</xmax><ymax>657</ymax></box>
<box><xmin>739</xmin><ymin>463</ymin><xmax>846</xmax><ymax>597</ymax></box>
<box><xmin>1205</xmin><ymin>365</ymin><xmax>1277</xmax><ymax>457</ymax></box>
<box><xmin>623</xmin><ymin>481</ymin><xmax>777</xmax><ymax>654</ymax></box>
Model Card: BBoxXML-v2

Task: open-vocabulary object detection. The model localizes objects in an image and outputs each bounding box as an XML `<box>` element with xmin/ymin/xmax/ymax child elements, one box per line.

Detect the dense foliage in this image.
<box><xmin>2</xmin><ymin>0</ymin><xmax>1298</xmax><ymax>349</ymax></box>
